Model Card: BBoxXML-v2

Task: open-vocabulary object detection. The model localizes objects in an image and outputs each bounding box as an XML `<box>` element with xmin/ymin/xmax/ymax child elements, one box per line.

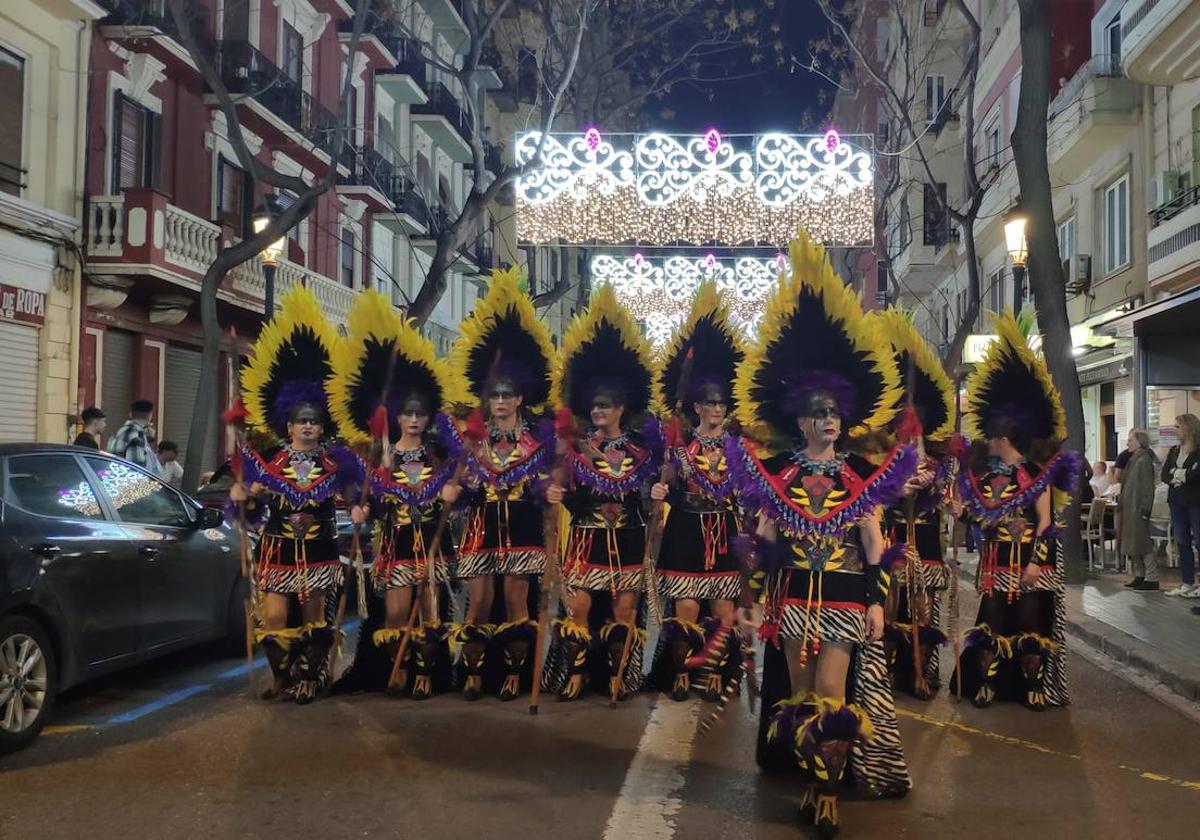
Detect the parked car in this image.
<box><xmin>0</xmin><ymin>444</ymin><xmax>244</xmax><ymax>753</ymax></box>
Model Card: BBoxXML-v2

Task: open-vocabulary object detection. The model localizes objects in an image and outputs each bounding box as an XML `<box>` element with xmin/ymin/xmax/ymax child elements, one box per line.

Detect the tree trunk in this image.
<box><xmin>181</xmin><ymin>262</ymin><xmax>226</xmax><ymax>492</ymax></box>
<box><xmin>1012</xmin><ymin>0</ymin><xmax>1086</xmax><ymax>583</ymax></box>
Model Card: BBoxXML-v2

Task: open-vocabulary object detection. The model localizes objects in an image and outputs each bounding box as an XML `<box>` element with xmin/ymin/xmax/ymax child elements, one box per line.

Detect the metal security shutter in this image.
<box><xmin>0</xmin><ymin>321</ymin><xmax>38</xmax><ymax>442</ymax></box>
<box><xmin>163</xmin><ymin>344</ymin><xmax>217</xmax><ymax>475</ymax></box>
<box><xmin>101</xmin><ymin>329</ymin><xmax>134</xmax><ymax>418</ymax></box>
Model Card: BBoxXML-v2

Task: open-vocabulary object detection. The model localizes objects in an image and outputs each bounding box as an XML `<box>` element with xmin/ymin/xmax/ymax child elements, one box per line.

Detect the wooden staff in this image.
<box><xmin>897</xmin><ymin>350</ymin><xmax>930</xmax><ymax>698</ymax></box>
<box><xmin>947</xmin><ymin>370</ymin><xmax>965</xmax><ymax>702</ymax></box>
<box><xmin>220</xmin><ymin>327</ymin><xmax>256</xmax><ymax>691</ymax></box>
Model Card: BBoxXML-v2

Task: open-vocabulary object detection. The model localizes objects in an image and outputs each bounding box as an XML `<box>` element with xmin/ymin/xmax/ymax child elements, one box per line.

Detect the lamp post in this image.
<box><xmin>1003</xmin><ymin>208</ymin><xmax>1029</xmax><ymax>313</ymax></box>
<box><xmin>252</xmin><ymin>202</ymin><xmax>286</xmax><ymax>317</ymax></box>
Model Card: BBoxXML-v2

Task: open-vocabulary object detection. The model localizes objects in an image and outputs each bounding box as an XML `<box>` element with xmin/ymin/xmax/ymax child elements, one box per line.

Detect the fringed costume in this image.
<box><xmin>953</xmin><ymin>312</ymin><xmax>1081</xmax><ymax>711</ymax></box>
<box><xmin>728</xmin><ymin>232</ymin><xmax>913</xmax><ymax>835</ymax></box>
<box><xmin>241</xmin><ymin>287</ymin><xmax>361</xmax><ymax>704</ymax></box>
<box><xmin>870</xmin><ymin>308</ymin><xmax>955</xmax><ymax>700</ymax></box>
<box><xmin>542</xmin><ymin>284</ymin><xmax>663</xmax><ymax>701</ymax></box>
<box><xmin>650</xmin><ymin>282</ymin><xmax>747</xmax><ymax>702</ymax></box>
<box><xmin>447</xmin><ymin>268</ymin><xmax>556</xmax><ymax>700</ymax></box>
<box><xmin>328</xmin><ymin>291</ymin><xmax>467</xmax><ymax>699</ymax></box>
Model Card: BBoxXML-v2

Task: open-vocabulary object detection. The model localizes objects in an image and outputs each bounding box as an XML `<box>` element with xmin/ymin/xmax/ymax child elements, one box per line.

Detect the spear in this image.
<box><xmin>947</xmin><ymin>370</ymin><xmax>966</xmax><ymax>702</ymax></box>
<box><xmin>895</xmin><ymin>352</ymin><xmax>931</xmax><ymax>699</ymax></box>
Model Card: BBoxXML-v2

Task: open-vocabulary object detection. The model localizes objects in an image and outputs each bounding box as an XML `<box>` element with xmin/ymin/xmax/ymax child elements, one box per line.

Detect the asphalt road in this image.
<box><xmin>3</xmin><ymin>608</ymin><xmax>1199</xmax><ymax>840</ymax></box>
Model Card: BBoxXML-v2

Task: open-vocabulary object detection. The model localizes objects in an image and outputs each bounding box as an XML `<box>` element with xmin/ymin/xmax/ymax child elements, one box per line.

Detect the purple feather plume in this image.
<box><xmin>880</xmin><ymin>543</ymin><xmax>908</xmax><ymax>572</ymax></box>
<box><xmin>268</xmin><ymin>379</ymin><xmax>328</xmax><ymax>434</ymax></box>
<box><xmin>811</xmin><ymin>705</ymin><xmax>871</xmax><ymax>745</ymax></box>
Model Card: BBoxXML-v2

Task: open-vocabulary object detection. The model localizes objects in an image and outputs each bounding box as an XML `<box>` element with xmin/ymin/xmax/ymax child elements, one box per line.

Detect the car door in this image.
<box><xmin>2</xmin><ymin>453</ymin><xmax>141</xmax><ymax>673</ymax></box>
<box><xmin>83</xmin><ymin>457</ymin><xmax>229</xmax><ymax>652</ymax></box>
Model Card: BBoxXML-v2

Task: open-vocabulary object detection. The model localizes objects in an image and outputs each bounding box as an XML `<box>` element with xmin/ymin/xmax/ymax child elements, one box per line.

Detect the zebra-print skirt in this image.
<box><xmin>373</xmin><ymin>556</ymin><xmax>451</xmax><ymax>591</ymax></box>
<box><xmin>657</xmin><ymin>569</ymin><xmax>743</xmax><ymax>601</ymax></box>
<box><xmin>455</xmin><ymin>547</ymin><xmax>546</xmax><ymax>579</ymax></box>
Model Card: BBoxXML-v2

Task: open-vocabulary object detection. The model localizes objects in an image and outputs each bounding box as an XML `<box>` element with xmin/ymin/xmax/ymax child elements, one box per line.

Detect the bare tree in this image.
<box><xmin>1012</xmin><ymin>0</ymin><xmax>1085</xmax><ymax>583</ymax></box>
<box><xmin>168</xmin><ymin>0</ymin><xmax>371</xmax><ymax>490</ymax></box>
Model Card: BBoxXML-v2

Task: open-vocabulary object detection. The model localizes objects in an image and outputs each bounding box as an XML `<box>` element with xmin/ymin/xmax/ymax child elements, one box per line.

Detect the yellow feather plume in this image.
<box><xmin>242</xmin><ymin>285</ymin><xmax>340</xmax><ymax>440</ymax></box>
<box><xmin>869</xmin><ymin>307</ymin><xmax>956</xmax><ymax>442</ymax></box>
<box><xmin>450</xmin><ymin>266</ymin><xmax>556</xmax><ymax>411</ymax></box>
<box><xmin>654</xmin><ymin>279</ymin><xmax>745</xmax><ymax>409</ymax></box>
<box><xmin>733</xmin><ymin>229</ymin><xmax>902</xmax><ymax>445</ymax></box>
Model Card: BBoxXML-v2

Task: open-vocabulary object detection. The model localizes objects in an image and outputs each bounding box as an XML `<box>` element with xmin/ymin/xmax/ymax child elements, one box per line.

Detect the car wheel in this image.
<box><xmin>0</xmin><ymin>615</ymin><xmax>58</xmax><ymax>755</ymax></box>
<box><xmin>221</xmin><ymin>578</ymin><xmax>251</xmax><ymax>657</ymax></box>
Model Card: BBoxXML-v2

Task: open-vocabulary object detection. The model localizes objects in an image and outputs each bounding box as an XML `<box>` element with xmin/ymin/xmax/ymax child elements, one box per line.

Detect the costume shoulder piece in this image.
<box><xmin>238</xmin><ymin>438</ymin><xmax>362</xmax><ymax>508</ymax></box>
<box><xmin>439</xmin><ymin>412</ymin><xmax>553</xmax><ymax>489</ymax></box>
<box><xmin>450</xmin><ymin>267</ymin><xmax>555</xmax><ymax>412</ymax></box>
<box><xmin>329</xmin><ymin>290</ymin><xmax>469</xmax><ymax>447</ymax></box>
<box><xmin>242</xmin><ymin>285</ymin><xmax>341</xmax><ymax>442</ymax></box>
<box><xmin>868</xmin><ymin>307</ymin><xmax>955</xmax><ymax>443</ymax></box>
<box><xmin>655</xmin><ymin>280</ymin><xmax>745</xmax><ymax>413</ymax></box>
<box><xmin>569</xmin><ymin>418</ymin><xmax>663</xmax><ymax>497</ymax></box>
<box><xmin>732</xmin><ymin>229</ymin><xmax>901</xmax><ymax>448</ymax></box>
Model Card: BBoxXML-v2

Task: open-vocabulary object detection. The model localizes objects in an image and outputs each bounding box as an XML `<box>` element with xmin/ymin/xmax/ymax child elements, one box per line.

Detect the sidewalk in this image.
<box><xmin>956</xmin><ymin>552</ymin><xmax>1200</xmax><ymax>705</ymax></box>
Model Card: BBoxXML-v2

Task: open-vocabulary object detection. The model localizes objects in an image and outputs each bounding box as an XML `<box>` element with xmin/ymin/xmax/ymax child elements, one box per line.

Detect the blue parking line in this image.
<box><xmin>105</xmin><ymin>684</ymin><xmax>213</xmax><ymax>724</ymax></box>
<box><xmin>217</xmin><ymin>657</ymin><xmax>266</xmax><ymax>679</ymax></box>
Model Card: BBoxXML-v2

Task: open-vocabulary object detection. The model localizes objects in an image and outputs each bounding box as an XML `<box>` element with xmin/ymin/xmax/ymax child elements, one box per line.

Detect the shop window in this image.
<box><xmin>1103</xmin><ymin>174</ymin><xmax>1130</xmax><ymax>274</ymax></box>
<box><xmin>0</xmin><ymin>46</ymin><xmax>25</xmax><ymax>197</ymax></box>
<box><xmin>111</xmin><ymin>93</ymin><xmax>161</xmax><ymax>193</ymax></box>
<box><xmin>217</xmin><ymin>157</ymin><xmax>249</xmax><ymax>234</ymax></box>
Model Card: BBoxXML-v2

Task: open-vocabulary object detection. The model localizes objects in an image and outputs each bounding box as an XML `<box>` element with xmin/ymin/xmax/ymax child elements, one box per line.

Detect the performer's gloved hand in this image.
<box><xmin>229</xmin><ymin>482</ymin><xmax>247</xmax><ymax>503</ymax></box>
<box><xmin>866</xmin><ymin>604</ymin><xmax>885</xmax><ymax>642</ymax></box>
<box><xmin>545</xmin><ymin>483</ymin><xmax>565</xmax><ymax>505</ymax></box>
<box><xmin>1021</xmin><ymin>562</ymin><xmax>1042</xmax><ymax>589</ymax></box>
<box><xmin>350</xmin><ymin>505</ymin><xmax>368</xmax><ymax>526</ymax></box>
<box><xmin>650</xmin><ymin>482</ymin><xmax>669</xmax><ymax>502</ymax></box>
<box><xmin>441</xmin><ymin>482</ymin><xmax>462</xmax><ymax>504</ymax></box>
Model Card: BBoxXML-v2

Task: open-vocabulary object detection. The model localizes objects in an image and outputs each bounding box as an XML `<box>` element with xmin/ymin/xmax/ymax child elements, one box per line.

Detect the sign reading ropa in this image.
<box><xmin>0</xmin><ymin>282</ymin><xmax>47</xmax><ymax>326</ymax></box>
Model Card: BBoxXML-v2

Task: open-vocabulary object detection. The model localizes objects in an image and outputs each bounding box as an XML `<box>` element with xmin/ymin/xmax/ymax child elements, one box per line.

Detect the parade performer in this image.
<box><xmin>650</xmin><ymin>281</ymin><xmax>747</xmax><ymax>702</ymax></box>
<box><xmin>328</xmin><ymin>291</ymin><xmax>467</xmax><ymax>699</ymax></box>
<box><xmin>445</xmin><ymin>269</ymin><xmax>556</xmax><ymax>701</ymax></box>
<box><xmin>543</xmin><ymin>284</ymin><xmax>664</xmax><ymax>702</ymax></box>
<box><xmin>870</xmin><ymin>308</ymin><xmax>955</xmax><ymax>700</ymax></box>
<box><xmin>729</xmin><ymin>231</ymin><xmax>914</xmax><ymax>836</ymax></box>
<box><xmin>231</xmin><ymin>287</ymin><xmax>364</xmax><ymax>704</ymax></box>
<box><xmin>952</xmin><ymin>311</ymin><xmax>1081</xmax><ymax>711</ymax></box>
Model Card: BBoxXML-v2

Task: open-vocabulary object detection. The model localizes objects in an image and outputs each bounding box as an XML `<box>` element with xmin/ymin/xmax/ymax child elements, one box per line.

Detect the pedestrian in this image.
<box><xmin>543</xmin><ymin>284</ymin><xmax>662</xmax><ymax>703</ymax></box>
<box><xmin>1163</xmin><ymin>414</ymin><xmax>1200</xmax><ymax>598</ymax></box>
<box><xmin>73</xmin><ymin>407</ymin><xmax>106</xmax><ymax>450</ymax></box>
<box><xmin>446</xmin><ymin>269</ymin><xmax>556</xmax><ymax>702</ymax></box>
<box><xmin>328</xmin><ymin>292</ymin><xmax>465</xmax><ymax>699</ymax></box>
<box><xmin>107</xmin><ymin>400</ymin><xmax>161</xmax><ymax>474</ymax></box>
<box><xmin>1119</xmin><ymin>429</ymin><xmax>1160</xmax><ymax>591</ymax></box>
<box><xmin>1089</xmin><ymin>460</ymin><xmax>1111</xmax><ymax>500</ymax></box>
<box><xmin>231</xmin><ymin>286</ymin><xmax>365</xmax><ymax>704</ymax></box>
<box><xmin>157</xmin><ymin>441</ymin><xmax>184</xmax><ymax>488</ymax></box>
<box><xmin>873</xmin><ymin>308</ymin><xmax>955</xmax><ymax>702</ymax></box>
<box><xmin>952</xmin><ymin>312</ymin><xmax>1082</xmax><ymax>712</ymax></box>
<box><xmin>731</xmin><ymin>233</ymin><xmax>913</xmax><ymax>834</ymax></box>
<box><xmin>649</xmin><ymin>282</ymin><xmax>745</xmax><ymax>703</ymax></box>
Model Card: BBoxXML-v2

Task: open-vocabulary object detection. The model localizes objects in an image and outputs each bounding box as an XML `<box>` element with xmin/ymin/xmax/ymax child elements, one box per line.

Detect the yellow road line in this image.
<box><xmin>41</xmin><ymin>724</ymin><xmax>95</xmax><ymax>736</ymax></box>
<box><xmin>897</xmin><ymin>708</ymin><xmax>1200</xmax><ymax>793</ymax></box>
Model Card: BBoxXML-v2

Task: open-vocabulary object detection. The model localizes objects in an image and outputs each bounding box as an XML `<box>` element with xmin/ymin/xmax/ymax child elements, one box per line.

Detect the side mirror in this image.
<box><xmin>197</xmin><ymin>507</ymin><xmax>224</xmax><ymax>528</ymax></box>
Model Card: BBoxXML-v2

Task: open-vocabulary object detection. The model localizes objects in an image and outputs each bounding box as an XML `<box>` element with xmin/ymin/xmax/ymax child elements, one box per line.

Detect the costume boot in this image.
<box><xmin>692</xmin><ymin>617</ymin><xmax>733</xmax><ymax>702</ymax></box>
<box><xmin>494</xmin><ymin>619</ymin><xmax>538</xmax><ymax>702</ymax></box>
<box><xmin>372</xmin><ymin>628</ymin><xmax>408</xmax><ymax>697</ymax></box>
<box><xmin>453</xmin><ymin>623</ymin><xmax>492</xmax><ymax>701</ymax></box>
<box><xmin>601</xmin><ymin>621</ymin><xmax>645</xmax><ymax>702</ymax></box>
<box><xmin>293</xmin><ymin>622</ymin><xmax>334</xmax><ymax>705</ymax></box>
<box><xmin>659</xmin><ymin>617</ymin><xmax>705</xmax><ymax>701</ymax></box>
<box><xmin>960</xmin><ymin>624</ymin><xmax>1012</xmax><ymax>708</ymax></box>
<box><xmin>411</xmin><ymin>623</ymin><xmax>449</xmax><ymax>700</ymax></box>
<box><xmin>793</xmin><ymin>697</ymin><xmax>874</xmax><ymax>839</ymax></box>
<box><xmin>554</xmin><ymin>619</ymin><xmax>591</xmax><ymax>701</ymax></box>
<box><xmin>1015</xmin><ymin>633</ymin><xmax>1056</xmax><ymax>711</ymax></box>
<box><xmin>256</xmin><ymin>629</ymin><xmax>300</xmax><ymax>700</ymax></box>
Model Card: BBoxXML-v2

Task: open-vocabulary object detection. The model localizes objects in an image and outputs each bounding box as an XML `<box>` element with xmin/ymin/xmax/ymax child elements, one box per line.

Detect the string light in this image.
<box><xmin>591</xmin><ymin>253</ymin><xmax>789</xmax><ymax>346</ymax></box>
<box><xmin>515</xmin><ymin>130</ymin><xmax>874</xmax><ymax>246</ymax></box>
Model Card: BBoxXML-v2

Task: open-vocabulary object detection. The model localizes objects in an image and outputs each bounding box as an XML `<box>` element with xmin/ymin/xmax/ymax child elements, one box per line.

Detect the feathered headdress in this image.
<box><xmin>242</xmin><ymin>286</ymin><xmax>340</xmax><ymax>441</ymax></box>
<box><xmin>656</xmin><ymin>280</ymin><xmax>745</xmax><ymax>415</ymax></box>
<box><xmin>964</xmin><ymin>310</ymin><xmax>1066</xmax><ymax>446</ymax></box>
<box><xmin>733</xmin><ymin>229</ymin><xmax>901</xmax><ymax>447</ymax></box>
<box><xmin>451</xmin><ymin>267</ymin><xmax>555</xmax><ymax>412</ymax></box>
<box><xmin>328</xmin><ymin>291</ymin><xmax>469</xmax><ymax>446</ymax></box>
<box><xmin>869</xmin><ymin>307</ymin><xmax>956</xmax><ymax>442</ymax></box>
<box><xmin>555</xmin><ymin>283</ymin><xmax>656</xmax><ymax>422</ymax></box>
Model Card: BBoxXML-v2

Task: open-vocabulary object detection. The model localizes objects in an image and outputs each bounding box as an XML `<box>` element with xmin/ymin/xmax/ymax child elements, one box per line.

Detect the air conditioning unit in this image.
<box><xmin>1065</xmin><ymin>254</ymin><xmax>1092</xmax><ymax>294</ymax></box>
<box><xmin>1153</xmin><ymin>170</ymin><xmax>1184</xmax><ymax>207</ymax></box>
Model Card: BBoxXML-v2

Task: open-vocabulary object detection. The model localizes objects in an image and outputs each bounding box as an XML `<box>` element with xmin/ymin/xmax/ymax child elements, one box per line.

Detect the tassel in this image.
<box><xmin>465</xmin><ymin>408</ymin><xmax>487</xmax><ymax>443</ymax></box>
<box><xmin>220</xmin><ymin>398</ymin><xmax>248</xmax><ymax>426</ymax></box>
<box><xmin>368</xmin><ymin>404</ymin><xmax>389</xmax><ymax>439</ymax></box>
<box><xmin>896</xmin><ymin>404</ymin><xmax>923</xmax><ymax>444</ymax></box>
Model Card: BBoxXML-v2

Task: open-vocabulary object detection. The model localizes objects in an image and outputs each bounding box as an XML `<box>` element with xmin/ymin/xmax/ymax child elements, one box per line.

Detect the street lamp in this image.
<box><xmin>253</xmin><ymin>200</ymin><xmax>286</xmax><ymax>317</ymax></box>
<box><xmin>1004</xmin><ymin>208</ymin><xmax>1029</xmax><ymax>313</ymax></box>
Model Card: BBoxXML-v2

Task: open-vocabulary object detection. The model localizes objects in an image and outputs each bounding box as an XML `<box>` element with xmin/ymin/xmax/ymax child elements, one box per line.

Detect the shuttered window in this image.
<box><xmin>111</xmin><ymin>94</ymin><xmax>160</xmax><ymax>193</ymax></box>
<box><xmin>163</xmin><ymin>345</ymin><xmax>218</xmax><ymax>475</ymax></box>
<box><xmin>101</xmin><ymin>329</ymin><xmax>134</xmax><ymax>419</ymax></box>
<box><xmin>0</xmin><ymin>321</ymin><xmax>38</xmax><ymax>442</ymax></box>
<box><xmin>217</xmin><ymin>157</ymin><xmax>247</xmax><ymax>233</ymax></box>
<box><xmin>0</xmin><ymin>47</ymin><xmax>25</xmax><ymax>197</ymax></box>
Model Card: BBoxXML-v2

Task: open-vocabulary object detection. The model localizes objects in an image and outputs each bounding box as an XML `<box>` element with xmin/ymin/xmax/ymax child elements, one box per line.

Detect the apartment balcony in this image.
<box><xmin>421</xmin><ymin>0</ymin><xmax>470</xmax><ymax>53</ymax></box>
<box><xmin>342</xmin><ymin>147</ymin><xmax>430</xmax><ymax>234</ymax></box>
<box><xmin>1048</xmin><ymin>55</ymin><xmax>1140</xmax><ymax>180</ymax></box>
<box><xmin>100</xmin><ymin>0</ymin><xmax>215</xmax><ymax>68</ymax></box>
<box><xmin>412</xmin><ymin>81</ymin><xmax>473</xmax><ymax>162</ymax></box>
<box><xmin>471</xmin><ymin>44</ymin><xmax>505</xmax><ymax>91</ymax></box>
<box><xmin>212</xmin><ymin>40</ymin><xmax>348</xmax><ymax>169</ymax></box>
<box><xmin>1122</xmin><ymin>0</ymin><xmax>1200</xmax><ymax>83</ymax></box>
<box><xmin>375</xmin><ymin>36</ymin><xmax>429</xmax><ymax>105</ymax></box>
<box><xmin>1146</xmin><ymin>185</ymin><xmax>1200</xmax><ymax>291</ymax></box>
<box><xmin>85</xmin><ymin>189</ymin><xmax>354</xmax><ymax>323</ymax></box>
<box><xmin>889</xmin><ymin>227</ymin><xmax>956</xmax><ymax>300</ymax></box>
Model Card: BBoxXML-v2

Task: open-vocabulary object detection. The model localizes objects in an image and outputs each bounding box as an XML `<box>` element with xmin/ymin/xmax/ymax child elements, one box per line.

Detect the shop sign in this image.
<box><xmin>0</xmin><ymin>282</ymin><xmax>47</xmax><ymax>326</ymax></box>
<box><xmin>1078</xmin><ymin>358</ymin><xmax>1130</xmax><ymax>387</ymax></box>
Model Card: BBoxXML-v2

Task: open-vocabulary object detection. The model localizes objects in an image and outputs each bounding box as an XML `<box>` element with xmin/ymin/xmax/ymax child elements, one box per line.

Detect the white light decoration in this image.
<box><xmin>590</xmin><ymin>252</ymin><xmax>790</xmax><ymax>346</ymax></box>
<box><xmin>516</xmin><ymin>130</ymin><xmax>874</xmax><ymax>246</ymax></box>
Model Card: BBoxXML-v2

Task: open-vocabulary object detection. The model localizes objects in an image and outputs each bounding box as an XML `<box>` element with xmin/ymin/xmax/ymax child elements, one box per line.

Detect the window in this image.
<box><xmin>958</xmin><ymin>287</ymin><xmax>968</xmax><ymax>321</ymax></box>
<box><xmin>923</xmin><ymin>182</ymin><xmax>948</xmax><ymax>245</ymax></box>
<box><xmin>1103</xmin><ymin>174</ymin><xmax>1130</xmax><ymax>274</ymax></box>
<box><xmin>111</xmin><ymin>93</ymin><xmax>160</xmax><ymax>193</ymax></box>
<box><xmin>343</xmin><ymin>81</ymin><xmax>358</xmax><ymax>147</ymax></box>
<box><xmin>984</xmin><ymin>116</ymin><xmax>1000</xmax><ymax>167</ymax></box>
<box><xmin>942</xmin><ymin>303</ymin><xmax>951</xmax><ymax>342</ymax></box>
<box><xmin>925</xmin><ymin>74</ymin><xmax>945</xmax><ymax>123</ymax></box>
<box><xmin>1058</xmin><ymin>216</ymin><xmax>1076</xmax><ymax>265</ymax></box>
<box><xmin>86</xmin><ymin>458</ymin><xmax>191</xmax><ymax>527</ymax></box>
<box><xmin>518</xmin><ymin>47</ymin><xmax>538</xmax><ymax>101</ymax></box>
<box><xmin>0</xmin><ymin>47</ymin><xmax>24</xmax><ymax>197</ymax></box>
<box><xmin>282</xmin><ymin>22</ymin><xmax>303</xmax><ymax>85</ymax></box>
<box><xmin>277</xmin><ymin>190</ymin><xmax>300</xmax><ymax>251</ymax></box>
<box><xmin>217</xmin><ymin>157</ymin><xmax>248</xmax><ymax>233</ymax></box>
<box><xmin>340</xmin><ymin>227</ymin><xmax>356</xmax><ymax>288</ymax></box>
<box><xmin>5</xmin><ymin>455</ymin><xmax>104</xmax><ymax>520</ymax></box>
<box><xmin>1105</xmin><ymin>14</ymin><xmax>1121</xmax><ymax>65</ymax></box>
<box><xmin>988</xmin><ymin>267</ymin><xmax>1004</xmax><ymax>314</ymax></box>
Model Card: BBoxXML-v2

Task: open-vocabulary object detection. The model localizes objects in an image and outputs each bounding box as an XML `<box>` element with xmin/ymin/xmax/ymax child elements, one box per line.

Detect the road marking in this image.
<box><xmin>105</xmin><ymin>684</ymin><xmax>213</xmax><ymax>724</ymax></box>
<box><xmin>897</xmin><ymin>707</ymin><xmax>1200</xmax><ymax>793</ymax></box>
<box><xmin>42</xmin><ymin>724</ymin><xmax>95</xmax><ymax>736</ymax></box>
<box><xmin>603</xmin><ymin>700</ymin><xmax>701</xmax><ymax>840</ymax></box>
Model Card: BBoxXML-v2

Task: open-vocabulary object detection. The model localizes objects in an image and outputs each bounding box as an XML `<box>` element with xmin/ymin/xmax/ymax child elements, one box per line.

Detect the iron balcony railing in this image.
<box><xmin>1149</xmin><ymin>183</ymin><xmax>1200</xmax><ymax>228</ymax></box>
<box><xmin>102</xmin><ymin>0</ymin><xmax>214</xmax><ymax>56</ymax></box>
<box><xmin>344</xmin><ymin>147</ymin><xmax>429</xmax><ymax>225</ymax></box>
<box><xmin>414</xmin><ymin>80</ymin><xmax>472</xmax><ymax>138</ymax></box>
